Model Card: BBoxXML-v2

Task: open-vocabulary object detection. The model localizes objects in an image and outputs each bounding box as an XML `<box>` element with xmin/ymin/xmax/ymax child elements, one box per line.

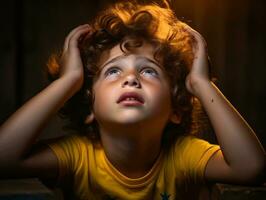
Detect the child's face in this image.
<box><xmin>92</xmin><ymin>41</ymin><xmax>173</xmax><ymax>128</ymax></box>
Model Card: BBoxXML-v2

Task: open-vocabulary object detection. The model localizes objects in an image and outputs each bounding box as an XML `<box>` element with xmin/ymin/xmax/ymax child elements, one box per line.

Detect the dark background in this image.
<box><xmin>0</xmin><ymin>0</ymin><xmax>266</xmax><ymax>148</ymax></box>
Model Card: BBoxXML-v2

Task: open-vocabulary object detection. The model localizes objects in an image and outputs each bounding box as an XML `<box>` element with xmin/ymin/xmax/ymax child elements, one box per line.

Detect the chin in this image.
<box><xmin>115</xmin><ymin>117</ymin><xmax>147</xmax><ymax>125</ymax></box>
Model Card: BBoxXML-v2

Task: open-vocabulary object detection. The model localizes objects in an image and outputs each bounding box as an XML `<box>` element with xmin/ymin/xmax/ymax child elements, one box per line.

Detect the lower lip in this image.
<box><xmin>119</xmin><ymin>100</ymin><xmax>143</xmax><ymax>106</ymax></box>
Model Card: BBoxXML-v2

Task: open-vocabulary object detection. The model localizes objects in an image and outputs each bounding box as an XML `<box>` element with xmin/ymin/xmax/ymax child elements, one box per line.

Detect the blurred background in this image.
<box><xmin>0</xmin><ymin>0</ymin><xmax>266</xmax><ymax>148</ymax></box>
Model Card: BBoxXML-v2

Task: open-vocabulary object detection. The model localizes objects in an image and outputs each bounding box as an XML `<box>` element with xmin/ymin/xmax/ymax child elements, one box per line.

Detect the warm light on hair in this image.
<box><xmin>46</xmin><ymin>0</ymin><xmax>205</xmax><ymax>148</ymax></box>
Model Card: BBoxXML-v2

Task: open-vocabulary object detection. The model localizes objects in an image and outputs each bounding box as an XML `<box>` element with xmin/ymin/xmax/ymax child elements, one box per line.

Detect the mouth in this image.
<box><xmin>117</xmin><ymin>92</ymin><xmax>144</xmax><ymax>105</ymax></box>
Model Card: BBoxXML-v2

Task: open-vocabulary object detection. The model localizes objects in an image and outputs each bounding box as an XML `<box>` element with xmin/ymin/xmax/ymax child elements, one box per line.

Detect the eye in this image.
<box><xmin>104</xmin><ymin>67</ymin><xmax>121</xmax><ymax>77</ymax></box>
<box><xmin>141</xmin><ymin>67</ymin><xmax>159</xmax><ymax>77</ymax></box>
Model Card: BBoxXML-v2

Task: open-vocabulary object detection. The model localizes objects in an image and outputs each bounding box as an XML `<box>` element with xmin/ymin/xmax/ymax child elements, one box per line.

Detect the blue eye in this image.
<box><xmin>105</xmin><ymin>67</ymin><xmax>121</xmax><ymax>77</ymax></box>
<box><xmin>141</xmin><ymin>68</ymin><xmax>158</xmax><ymax>77</ymax></box>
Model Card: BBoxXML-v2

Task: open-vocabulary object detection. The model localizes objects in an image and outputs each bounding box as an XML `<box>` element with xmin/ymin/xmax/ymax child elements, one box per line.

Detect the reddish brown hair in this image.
<box><xmin>47</xmin><ymin>0</ymin><xmax>205</xmax><ymax>146</ymax></box>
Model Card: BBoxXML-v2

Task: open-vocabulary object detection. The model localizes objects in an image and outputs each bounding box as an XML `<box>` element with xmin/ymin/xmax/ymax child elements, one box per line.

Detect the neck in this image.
<box><xmin>99</xmin><ymin>123</ymin><xmax>164</xmax><ymax>178</ymax></box>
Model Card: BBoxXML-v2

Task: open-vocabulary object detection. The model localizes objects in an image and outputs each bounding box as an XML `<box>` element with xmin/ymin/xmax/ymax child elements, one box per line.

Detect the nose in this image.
<box><xmin>122</xmin><ymin>74</ymin><xmax>141</xmax><ymax>88</ymax></box>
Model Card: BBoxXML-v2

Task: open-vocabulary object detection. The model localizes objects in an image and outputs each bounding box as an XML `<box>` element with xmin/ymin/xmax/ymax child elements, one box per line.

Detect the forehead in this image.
<box><xmin>97</xmin><ymin>40</ymin><xmax>160</xmax><ymax>68</ymax></box>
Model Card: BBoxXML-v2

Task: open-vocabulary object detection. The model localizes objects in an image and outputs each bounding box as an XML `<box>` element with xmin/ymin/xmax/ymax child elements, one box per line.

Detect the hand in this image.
<box><xmin>184</xmin><ymin>25</ymin><xmax>211</xmax><ymax>97</ymax></box>
<box><xmin>59</xmin><ymin>24</ymin><xmax>93</xmax><ymax>91</ymax></box>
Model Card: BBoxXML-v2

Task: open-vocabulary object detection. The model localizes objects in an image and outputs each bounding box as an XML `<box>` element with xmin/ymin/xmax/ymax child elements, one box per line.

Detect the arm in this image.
<box><xmin>0</xmin><ymin>24</ymin><xmax>93</xmax><ymax>180</ymax></box>
<box><xmin>185</xmin><ymin>27</ymin><xmax>265</xmax><ymax>184</ymax></box>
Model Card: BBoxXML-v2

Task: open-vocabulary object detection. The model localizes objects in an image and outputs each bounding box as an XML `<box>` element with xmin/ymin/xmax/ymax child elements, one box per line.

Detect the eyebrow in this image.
<box><xmin>100</xmin><ymin>55</ymin><xmax>163</xmax><ymax>70</ymax></box>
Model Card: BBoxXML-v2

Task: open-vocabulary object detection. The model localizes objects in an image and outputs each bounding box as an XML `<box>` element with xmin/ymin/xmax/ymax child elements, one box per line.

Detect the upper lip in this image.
<box><xmin>117</xmin><ymin>92</ymin><xmax>144</xmax><ymax>104</ymax></box>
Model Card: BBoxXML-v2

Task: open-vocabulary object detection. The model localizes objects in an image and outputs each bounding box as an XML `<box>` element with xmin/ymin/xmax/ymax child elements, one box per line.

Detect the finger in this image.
<box><xmin>68</xmin><ymin>26</ymin><xmax>93</xmax><ymax>50</ymax></box>
<box><xmin>183</xmin><ymin>25</ymin><xmax>208</xmax><ymax>63</ymax></box>
<box><xmin>63</xmin><ymin>24</ymin><xmax>91</xmax><ymax>52</ymax></box>
<box><xmin>186</xmin><ymin>26</ymin><xmax>206</xmax><ymax>52</ymax></box>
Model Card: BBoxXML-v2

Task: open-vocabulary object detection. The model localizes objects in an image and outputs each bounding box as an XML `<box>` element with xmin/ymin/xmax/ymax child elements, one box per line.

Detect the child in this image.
<box><xmin>0</xmin><ymin>0</ymin><xmax>265</xmax><ymax>199</ymax></box>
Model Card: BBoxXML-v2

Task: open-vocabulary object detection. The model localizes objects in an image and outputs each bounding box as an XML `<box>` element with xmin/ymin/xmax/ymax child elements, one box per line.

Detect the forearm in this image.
<box><xmin>194</xmin><ymin>80</ymin><xmax>265</xmax><ymax>169</ymax></box>
<box><xmin>0</xmin><ymin>74</ymin><xmax>80</xmax><ymax>163</ymax></box>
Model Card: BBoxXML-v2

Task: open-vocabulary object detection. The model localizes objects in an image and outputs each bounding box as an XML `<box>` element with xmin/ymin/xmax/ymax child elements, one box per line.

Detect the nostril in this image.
<box><xmin>122</xmin><ymin>78</ymin><xmax>141</xmax><ymax>88</ymax></box>
<box><xmin>132</xmin><ymin>81</ymin><xmax>140</xmax><ymax>86</ymax></box>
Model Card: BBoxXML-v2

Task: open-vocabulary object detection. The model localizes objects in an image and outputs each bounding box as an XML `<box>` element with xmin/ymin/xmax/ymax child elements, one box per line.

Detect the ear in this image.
<box><xmin>84</xmin><ymin>113</ymin><xmax>95</xmax><ymax>124</ymax></box>
<box><xmin>169</xmin><ymin>112</ymin><xmax>181</xmax><ymax>124</ymax></box>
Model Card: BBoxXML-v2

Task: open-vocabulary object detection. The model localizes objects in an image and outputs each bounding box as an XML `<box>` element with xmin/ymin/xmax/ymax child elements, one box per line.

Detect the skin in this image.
<box><xmin>0</xmin><ymin>24</ymin><xmax>93</xmax><ymax>179</ymax></box>
<box><xmin>0</xmin><ymin>24</ymin><xmax>265</xmax><ymax>185</ymax></box>
<box><xmin>91</xmin><ymin>42</ymin><xmax>176</xmax><ymax>177</ymax></box>
<box><xmin>185</xmin><ymin>26</ymin><xmax>265</xmax><ymax>184</ymax></box>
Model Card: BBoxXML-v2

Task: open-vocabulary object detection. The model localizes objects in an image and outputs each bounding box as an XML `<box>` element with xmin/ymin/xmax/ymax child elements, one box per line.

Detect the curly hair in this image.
<box><xmin>46</xmin><ymin>0</ymin><xmax>207</xmax><ymax>147</ymax></box>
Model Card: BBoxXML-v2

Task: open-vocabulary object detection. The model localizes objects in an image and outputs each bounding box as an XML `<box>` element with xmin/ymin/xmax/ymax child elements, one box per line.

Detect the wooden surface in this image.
<box><xmin>0</xmin><ymin>178</ymin><xmax>265</xmax><ymax>199</ymax></box>
<box><xmin>0</xmin><ymin>178</ymin><xmax>55</xmax><ymax>199</ymax></box>
<box><xmin>211</xmin><ymin>183</ymin><xmax>266</xmax><ymax>200</ymax></box>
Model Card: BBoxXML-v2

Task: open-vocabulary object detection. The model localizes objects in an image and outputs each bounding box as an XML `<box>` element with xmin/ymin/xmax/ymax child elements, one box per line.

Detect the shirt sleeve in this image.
<box><xmin>175</xmin><ymin>136</ymin><xmax>221</xmax><ymax>183</ymax></box>
<box><xmin>44</xmin><ymin>135</ymin><xmax>82</xmax><ymax>182</ymax></box>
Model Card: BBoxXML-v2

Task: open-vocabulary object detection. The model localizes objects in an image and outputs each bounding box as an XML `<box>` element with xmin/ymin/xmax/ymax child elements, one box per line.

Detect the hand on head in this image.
<box><xmin>59</xmin><ymin>24</ymin><xmax>94</xmax><ymax>91</ymax></box>
<box><xmin>183</xmin><ymin>25</ymin><xmax>211</xmax><ymax>97</ymax></box>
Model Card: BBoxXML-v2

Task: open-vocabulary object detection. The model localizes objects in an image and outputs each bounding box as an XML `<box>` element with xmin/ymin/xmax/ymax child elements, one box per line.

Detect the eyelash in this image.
<box><xmin>104</xmin><ymin>67</ymin><xmax>159</xmax><ymax>77</ymax></box>
<box><xmin>104</xmin><ymin>67</ymin><xmax>121</xmax><ymax>76</ymax></box>
<box><xmin>141</xmin><ymin>67</ymin><xmax>159</xmax><ymax>76</ymax></box>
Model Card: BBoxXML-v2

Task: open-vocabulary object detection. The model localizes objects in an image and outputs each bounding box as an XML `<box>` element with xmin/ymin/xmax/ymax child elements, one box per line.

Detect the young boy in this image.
<box><xmin>0</xmin><ymin>1</ymin><xmax>265</xmax><ymax>200</ymax></box>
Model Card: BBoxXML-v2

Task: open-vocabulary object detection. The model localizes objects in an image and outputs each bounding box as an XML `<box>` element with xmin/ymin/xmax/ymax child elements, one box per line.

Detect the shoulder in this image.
<box><xmin>174</xmin><ymin>135</ymin><xmax>219</xmax><ymax>151</ymax></box>
<box><xmin>42</xmin><ymin>134</ymin><xmax>95</xmax><ymax>181</ymax></box>
<box><xmin>45</xmin><ymin>134</ymin><xmax>92</xmax><ymax>147</ymax></box>
<box><xmin>43</xmin><ymin>134</ymin><xmax>95</xmax><ymax>160</ymax></box>
<box><xmin>170</xmin><ymin>135</ymin><xmax>220</xmax><ymax>181</ymax></box>
<box><xmin>172</xmin><ymin>135</ymin><xmax>220</xmax><ymax>167</ymax></box>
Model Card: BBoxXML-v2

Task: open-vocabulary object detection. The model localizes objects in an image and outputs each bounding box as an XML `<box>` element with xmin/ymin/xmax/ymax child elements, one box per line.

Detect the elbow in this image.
<box><xmin>0</xmin><ymin>158</ymin><xmax>25</xmax><ymax>179</ymax></box>
<box><xmin>238</xmin><ymin>156</ymin><xmax>266</xmax><ymax>185</ymax></box>
<box><xmin>0</xmin><ymin>161</ymin><xmax>18</xmax><ymax>178</ymax></box>
<box><xmin>246</xmin><ymin>169</ymin><xmax>265</xmax><ymax>186</ymax></box>
<box><xmin>251</xmin><ymin>157</ymin><xmax>266</xmax><ymax>185</ymax></box>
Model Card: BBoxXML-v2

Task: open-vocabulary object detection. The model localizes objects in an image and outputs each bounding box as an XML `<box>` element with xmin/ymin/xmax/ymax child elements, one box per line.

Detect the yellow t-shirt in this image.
<box><xmin>47</xmin><ymin>134</ymin><xmax>220</xmax><ymax>200</ymax></box>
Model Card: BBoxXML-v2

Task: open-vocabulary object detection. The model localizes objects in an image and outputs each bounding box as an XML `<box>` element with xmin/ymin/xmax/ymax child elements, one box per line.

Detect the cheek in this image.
<box><xmin>92</xmin><ymin>83</ymin><xmax>116</xmax><ymax>111</ymax></box>
<box><xmin>145</xmin><ymin>82</ymin><xmax>172</xmax><ymax>108</ymax></box>
<box><xmin>91</xmin><ymin>83</ymin><xmax>103</xmax><ymax>113</ymax></box>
